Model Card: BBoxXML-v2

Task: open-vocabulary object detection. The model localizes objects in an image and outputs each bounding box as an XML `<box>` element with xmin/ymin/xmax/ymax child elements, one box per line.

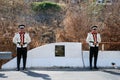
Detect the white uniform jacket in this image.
<box><xmin>13</xmin><ymin>32</ymin><xmax>31</xmax><ymax>48</ymax></box>
<box><xmin>86</xmin><ymin>32</ymin><xmax>101</xmax><ymax>47</ymax></box>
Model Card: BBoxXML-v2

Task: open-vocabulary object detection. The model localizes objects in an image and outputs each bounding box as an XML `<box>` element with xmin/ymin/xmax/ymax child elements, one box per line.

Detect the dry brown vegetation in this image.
<box><xmin>0</xmin><ymin>0</ymin><xmax>120</xmax><ymax>68</ymax></box>
<box><xmin>56</xmin><ymin>1</ymin><xmax>120</xmax><ymax>50</ymax></box>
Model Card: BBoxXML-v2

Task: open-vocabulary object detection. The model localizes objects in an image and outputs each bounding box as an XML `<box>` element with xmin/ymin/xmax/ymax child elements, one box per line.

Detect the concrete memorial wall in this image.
<box><xmin>2</xmin><ymin>42</ymin><xmax>120</xmax><ymax>69</ymax></box>
<box><xmin>2</xmin><ymin>42</ymin><xmax>83</xmax><ymax>69</ymax></box>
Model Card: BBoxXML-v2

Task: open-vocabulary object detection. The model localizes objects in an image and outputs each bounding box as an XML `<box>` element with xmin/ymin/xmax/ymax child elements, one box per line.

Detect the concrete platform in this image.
<box><xmin>0</xmin><ymin>68</ymin><xmax>120</xmax><ymax>80</ymax></box>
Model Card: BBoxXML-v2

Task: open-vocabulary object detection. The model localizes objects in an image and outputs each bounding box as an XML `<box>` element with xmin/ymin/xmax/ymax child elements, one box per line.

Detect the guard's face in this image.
<box><xmin>19</xmin><ymin>28</ymin><xmax>25</xmax><ymax>33</ymax></box>
<box><xmin>92</xmin><ymin>29</ymin><xmax>97</xmax><ymax>33</ymax></box>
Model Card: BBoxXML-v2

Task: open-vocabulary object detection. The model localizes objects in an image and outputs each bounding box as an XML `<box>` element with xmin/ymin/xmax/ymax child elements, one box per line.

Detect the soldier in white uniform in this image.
<box><xmin>86</xmin><ymin>26</ymin><xmax>101</xmax><ymax>70</ymax></box>
<box><xmin>13</xmin><ymin>25</ymin><xmax>31</xmax><ymax>71</ymax></box>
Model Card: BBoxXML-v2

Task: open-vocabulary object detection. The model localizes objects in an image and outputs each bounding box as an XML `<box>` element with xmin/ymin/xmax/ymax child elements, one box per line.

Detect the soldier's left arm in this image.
<box><xmin>26</xmin><ymin>33</ymin><xmax>31</xmax><ymax>44</ymax></box>
<box><xmin>97</xmin><ymin>33</ymin><xmax>101</xmax><ymax>43</ymax></box>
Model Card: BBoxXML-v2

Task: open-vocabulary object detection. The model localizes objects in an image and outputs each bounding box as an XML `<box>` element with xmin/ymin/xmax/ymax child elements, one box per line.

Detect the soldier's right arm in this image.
<box><xmin>13</xmin><ymin>33</ymin><xmax>18</xmax><ymax>44</ymax></box>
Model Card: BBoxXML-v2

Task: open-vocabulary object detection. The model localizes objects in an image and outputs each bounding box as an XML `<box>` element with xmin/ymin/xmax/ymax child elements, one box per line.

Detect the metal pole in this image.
<box><xmin>81</xmin><ymin>43</ymin><xmax>85</xmax><ymax>68</ymax></box>
<box><xmin>102</xmin><ymin>44</ymin><xmax>104</xmax><ymax>51</ymax></box>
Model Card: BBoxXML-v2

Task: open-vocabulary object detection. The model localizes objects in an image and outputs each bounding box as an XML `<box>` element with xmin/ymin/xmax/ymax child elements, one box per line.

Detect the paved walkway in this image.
<box><xmin>0</xmin><ymin>68</ymin><xmax>120</xmax><ymax>80</ymax></box>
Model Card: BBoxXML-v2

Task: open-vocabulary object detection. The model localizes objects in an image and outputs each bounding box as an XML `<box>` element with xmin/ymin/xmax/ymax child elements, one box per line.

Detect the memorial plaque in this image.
<box><xmin>55</xmin><ymin>45</ymin><xmax>65</xmax><ymax>57</ymax></box>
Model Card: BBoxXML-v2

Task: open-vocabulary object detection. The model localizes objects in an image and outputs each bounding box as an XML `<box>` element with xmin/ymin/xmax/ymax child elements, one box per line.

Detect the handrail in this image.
<box><xmin>82</xmin><ymin>42</ymin><xmax>120</xmax><ymax>44</ymax></box>
<box><xmin>82</xmin><ymin>42</ymin><xmax>120</xmax><ymax>51</ymax></box>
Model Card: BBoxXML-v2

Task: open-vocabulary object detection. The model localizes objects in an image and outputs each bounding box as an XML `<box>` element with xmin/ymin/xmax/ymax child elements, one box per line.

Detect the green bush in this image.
<box><xmin>31</xmin><ymin>1</ymin><xmax>61</xmax><ymax>12</ymax></box>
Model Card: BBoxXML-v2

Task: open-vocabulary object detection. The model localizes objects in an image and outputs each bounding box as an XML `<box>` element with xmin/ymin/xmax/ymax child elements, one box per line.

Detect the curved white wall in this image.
<box><xmin>2</xmin><ymin>42</ymin><xmax>83</xmax><ymax>69</ymax></box>
<box><xmin>2</xmin><ymin>42</ymin><xmax>120</xmax><ymax>69</ymax></box>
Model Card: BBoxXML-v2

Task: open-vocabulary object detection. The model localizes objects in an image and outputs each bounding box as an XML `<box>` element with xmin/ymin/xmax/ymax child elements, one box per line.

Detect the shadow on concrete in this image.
<box><xmin>2</xmin><ymin>67</ymin><xmax>118</xmax><ymax>72</ymax></box>
<box><xmin>22</xmin><ymin>70</ymin><xmax>51</xmax><ymax>80</ymax></box>
<box><xmin>102</xmin><ymin>69</ymin><xmax>120</xmax><ymax>76</ymax></box>
<box><xmin>0</xmin><ymin>73</ymin><xmax>8</xmax><ymax>78</ymax></box>
<box><xmin>30</xmin><ymin>67</ymin><xmax>100</xmax><ymax>72</ymax></box>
